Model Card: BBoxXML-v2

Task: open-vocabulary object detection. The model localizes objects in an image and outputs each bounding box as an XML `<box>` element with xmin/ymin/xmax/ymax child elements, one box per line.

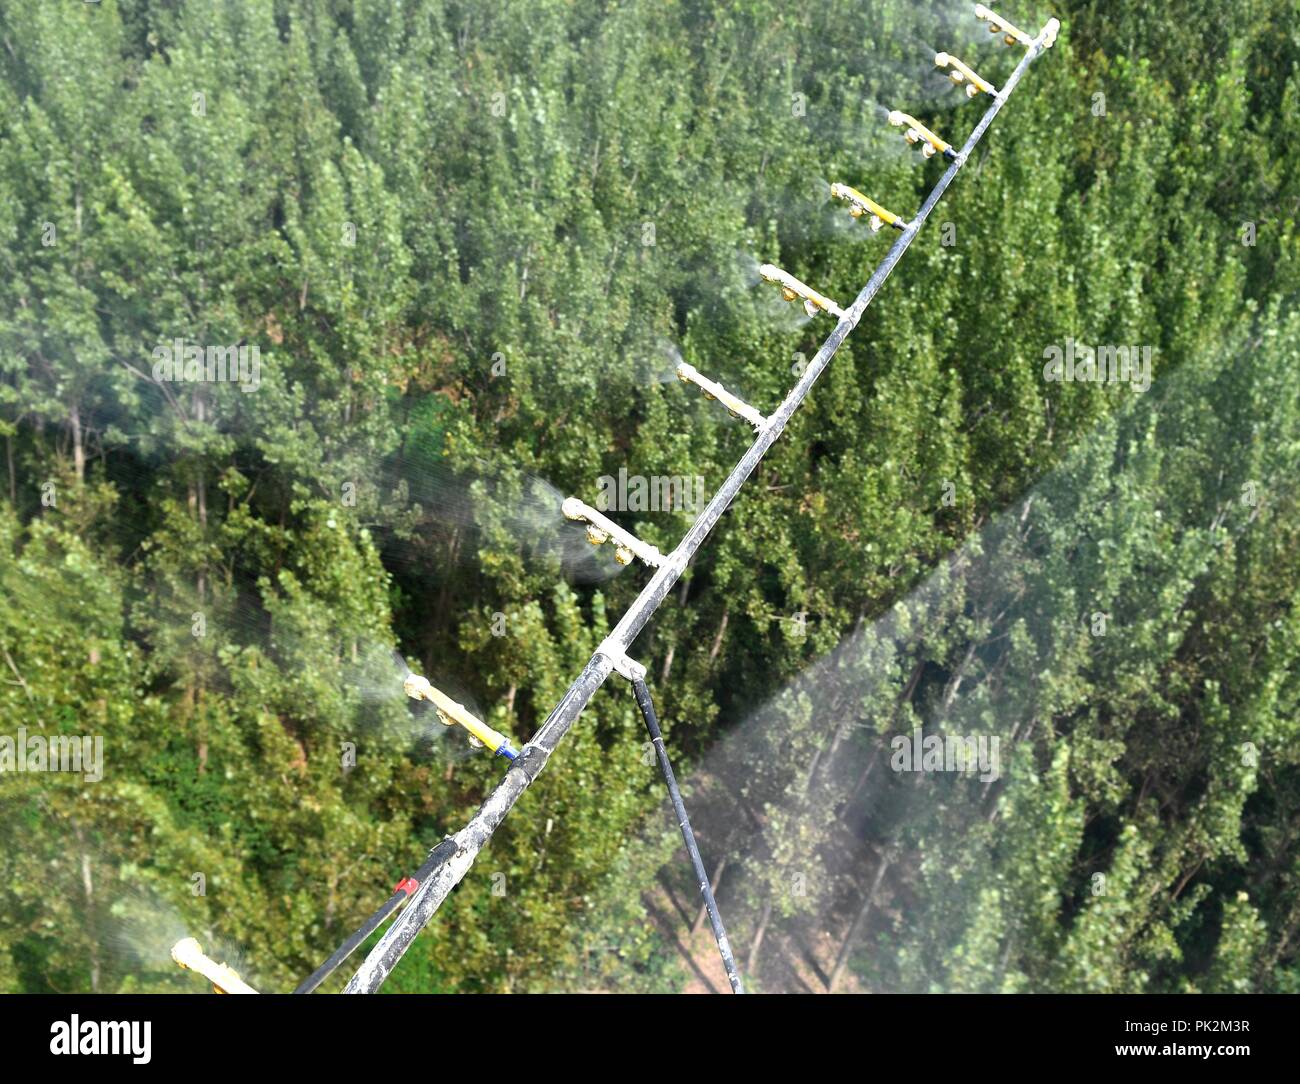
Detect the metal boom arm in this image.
<box><xmin>342</xmin><ymin>14</ymin><xmax>1058</xmax><ymax>994</ymax></box>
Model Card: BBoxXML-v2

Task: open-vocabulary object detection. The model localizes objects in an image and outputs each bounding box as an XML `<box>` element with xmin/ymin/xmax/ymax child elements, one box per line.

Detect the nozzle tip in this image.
<box><xmin>403</xmin><ymin>673</ymin><xmax>433</xmax><ymax>700</ymax></box>
<box><xmin>888</xmin><ymin>110</ymin><xmax>905</xmax><ymax>126</ymax></box>
<box><xmin>171</xmin><ymin>937</ymin><xmax>203</xmax><ymax>970</ymax></box>
<box><xmin>935</xmin><ymin>51</ymin><xmax>949</xmax><ymax>66</ymax></box>
<box><xmin>562</xmin><ymin>496</ymin><xmax>587</xmax><ymax>521</ymax></box>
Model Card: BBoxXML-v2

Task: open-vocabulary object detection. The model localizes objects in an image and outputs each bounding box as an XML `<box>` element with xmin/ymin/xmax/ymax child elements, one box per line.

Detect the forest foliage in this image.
<box><xmin>0</xmin><ymin>0</ymin><xmax>1298</xmax><ymax>993</ymax></box>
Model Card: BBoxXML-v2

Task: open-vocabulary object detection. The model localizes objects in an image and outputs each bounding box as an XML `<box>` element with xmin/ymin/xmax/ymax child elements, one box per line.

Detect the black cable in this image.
<box><xmin>294</xmin><ymin>838</ymin><xmax>458</xmax><ymax>993</ymax></box>
<box><xmin>632</xmin><ymin>678</ymin><xmax>744</xmax><ymax>994</ymax></box>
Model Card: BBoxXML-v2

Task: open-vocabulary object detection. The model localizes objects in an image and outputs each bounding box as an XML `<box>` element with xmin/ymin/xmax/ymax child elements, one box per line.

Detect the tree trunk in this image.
<box><xmin>849</xmin><ymin>748</ymin><xmax>879</xmax><ymax>804</ymax></box>
<box><xmin>69</xmin><ymin>404</ymin><xmax>85</xmax><ymax>484</ymax></box>
<box><xmin>659</xmin><ymin>641</ymin><xmax>675</xmax><ymax>684</ymax></box>
<box><xmin>692</xmin><ymin>856</ymin><xmax>728</xmax><ymax>934</ymax></box>
<box><xmin>806</xmin><ymin>722</ymin><xmax>847</xmax><ymax>792</ymax></box>
<box><xmin>942</xmin><ymin>642</ymin><xmax>977</xmax><ymax>711</ymax></box>
<box><xmin>709</xmin><ymin>608</ymin><xmax>729</xmax><ymax>662</ymax></box>
<box><xmin>76</xmin><ymin>835</ymin><xmax>100</xmax><ymax>993</ymax></box>
<box><xmin>195</xmin><ymin>397</ymin><xmax>208</xmax><ymax>603</ymax></box>
<box><xmin>746</xmin><ymin>899</ymin><xmax>773</xmax><ymax>976</ymax></box>
<box><xmin>827</xmin><ymin>854</ymin><xmax>890</xmax><ymax>992</ymax></box>
<box><xmin>197</xmin><ymin>684</ymin><xmax>208</xmax><ymax>774</ymax></box>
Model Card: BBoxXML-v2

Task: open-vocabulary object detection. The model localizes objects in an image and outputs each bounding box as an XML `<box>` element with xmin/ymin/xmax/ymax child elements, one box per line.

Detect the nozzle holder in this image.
<box><xmin>676</xmin><ymin>363</ymin><xmax>768</xmax><ymax>430</ymax></box>
<box><xmin>934</xmin><ymin>52</ymin><xmax>997</xmax><ymax>97</ymax></box>
<box><xmin>829</xmin><ymin>183</ymin><xmax>907</xmax><ymax>231</ymax></box>
<box><xmin>562</xmin><ymin>497</ymin><xmax>666</xmax><ymax>568</ymax></box>
<box><xmin>403</xmin><ymin>674</ymin><xmax>520</xmax><ymax>760</ymax></box>
<box><xmin>974</xmin><ymin>4</ymin><xmax>1035</xmax><ymax>48</ymax></box>
<box><xmin>888</xmin><ymin>110</ymin><xmax>956</xmax><ymax>160</ymax></box>
<box><xmin>757</xmin><ymin>263</ymin><xmax>845</xmax><ymax>318</ymax></box>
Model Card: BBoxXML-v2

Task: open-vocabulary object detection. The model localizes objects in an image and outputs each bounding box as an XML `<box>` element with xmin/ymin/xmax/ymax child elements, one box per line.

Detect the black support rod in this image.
<box><xmin>295</xmin><ymin>839</ymin><xmax>457</xmax><ymax>993</ymax></box>
<box><xmin>295</xmin><ymin>890</ymin><xmax>406</xmax><ymax>995</ymax></box>
<box><xmin>342</xmin><ymin>20</ymin><xmax>1058</xmax><ymax>995</ymax></box>
<box><xmin>631</xmin><ymin>678</ymin><xmax>744</xmax><ymax>993</ymax></box>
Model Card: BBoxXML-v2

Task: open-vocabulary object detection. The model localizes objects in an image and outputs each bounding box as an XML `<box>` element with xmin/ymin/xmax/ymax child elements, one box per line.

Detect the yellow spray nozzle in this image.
<box><xmin>676</xmin><ymin>363</ymin><xmax>767</xmax><ymax>429</ymax></box>
<box><xmin>403</xmin><ymin>674</ymin><xmax>518</xmax><ymax>758</ymax></box>
<box><xmin>561</xmin><ymin>497</ymin><xmax>666</xmax><ymax>567</ymax></box>
<box><xmin>829</xmin><ymin>183</ymin><xmax>906</xmax><ymax>231</ymax></box>
<box><xmin>758</xmin><ymin>263</ymin><xmax>845</xmax><ymax>318</ymax></box>
<box><xmin>171</xmin><ymin>937</ymin><xmax>259</xmax><ymax>994</ymax></box>
<box><xmin>934</xmin><ymin>52</ymin><xmax>997</xmax><ymax>98</ymax></box>
<box><xmin>888</xmin><ymin>110</ymin><xmax>954</xmax><ymax>159</ymax></box>
<box><xmin>973</xmin><ymin>4</ymin><xmax>1035</xmax><ymax>47</ymax></box>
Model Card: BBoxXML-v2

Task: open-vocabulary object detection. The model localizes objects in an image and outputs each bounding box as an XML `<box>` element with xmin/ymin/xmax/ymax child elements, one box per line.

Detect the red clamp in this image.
<box><xmin>394</xmin><ymin>876</ymin><xmax>420</xmax><ymax>896</ymax></box>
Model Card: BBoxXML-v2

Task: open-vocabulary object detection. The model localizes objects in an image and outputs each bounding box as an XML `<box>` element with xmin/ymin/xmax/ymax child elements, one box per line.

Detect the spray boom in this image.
<box><xmin>313</xmin><ymin>5</ymin><xmax>1064</xmax><ymax>997</ymax></box>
